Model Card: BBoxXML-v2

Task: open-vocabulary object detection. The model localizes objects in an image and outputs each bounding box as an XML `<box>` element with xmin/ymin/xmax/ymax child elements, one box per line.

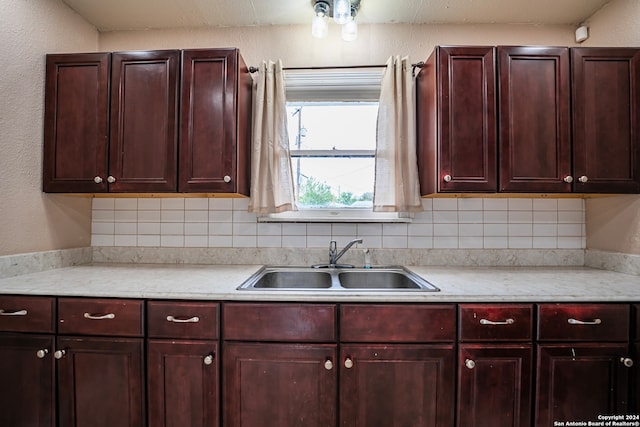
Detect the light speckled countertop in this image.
<box><xmin>0</xmin><ymin>263</ymin><xmax>638</xmax><ymax>302</ymax></box>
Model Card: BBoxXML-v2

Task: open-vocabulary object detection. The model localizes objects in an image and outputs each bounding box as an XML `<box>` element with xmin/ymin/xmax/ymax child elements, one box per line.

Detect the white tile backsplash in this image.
<box><xmin>91</xmin><ymin>197</ymin><xmax>586</xmax><ymax>250</ymax></box>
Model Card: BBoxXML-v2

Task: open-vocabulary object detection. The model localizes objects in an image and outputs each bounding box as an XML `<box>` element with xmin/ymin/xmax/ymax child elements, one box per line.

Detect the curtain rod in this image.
<box><xmin>248</xmin><ymin>62</ymin><xmax>424</xmax><ymax>74</ymax></box>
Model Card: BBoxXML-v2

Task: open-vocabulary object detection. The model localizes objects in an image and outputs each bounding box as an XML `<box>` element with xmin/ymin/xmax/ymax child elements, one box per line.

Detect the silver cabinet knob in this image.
<box><xmin>344</xmin><ymin>358</ymin><xmax>354</xmax><ymax>369</ymax></box>
<box><xmin>578</xmin><ymin>175</ymin><xmax>588</xmax><ymax>183</ymax></box>
<box><xmin>443</xmin><ymin>175</ymin><xmax>452</xmax><ymax>183</ymax></box>
<box><xmin>621</xmin><ymin>357</ymin><xmax>634</xmax><ymax>368</ymax></box>
<box><xmin>223</xmin><ymin>175</ymin><xmax>231</xmax><ymax>183</ymax></box>
<box><xmin>465</xmin><ymin>359</ymin><xmax>476</xmax><ymax>369</ymax></box>
<box><xmin>203</xmin><ymin>354</ymin><xmax>214</xmax><ymax>365</ymax></box>
<box><xmin>107</xmin><ymin>176</ymin><xmax>116</xmax><ymax>183</ymax></box>
<box><xmin>563</xmin><ymin>176</ymin><xmax>573</xmax><ymax>183</ymax></box>
<box><xmin>36</xmin><ymin>349</ymin><xmax>49</xmax><ymax>359</ymax></box>
<box><xmin>54</xmin><ymin>350</ymin><xmax>66</xmax><ymax>360</ymax></box>
<box><xmin>94</xmin><ymin>176</ymin><xmax>103</xmax><ymax>184</ymax></box>
<box><xmin>324</xmin><ymin>359</ymin><xmax>333</xmax><ymax>371</ymax></box>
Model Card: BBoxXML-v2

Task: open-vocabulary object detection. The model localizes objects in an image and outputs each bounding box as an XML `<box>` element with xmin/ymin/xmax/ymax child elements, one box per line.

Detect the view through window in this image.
<box><xmin>286</xmin><ymin>102</ymin><xmax>378</xmax><ymax>209</ymax></box>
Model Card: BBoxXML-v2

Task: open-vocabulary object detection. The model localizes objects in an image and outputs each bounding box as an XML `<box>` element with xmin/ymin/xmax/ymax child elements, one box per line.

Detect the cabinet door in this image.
<box><xmin>148</xmin><ymin>340</ymin><xmax>218</xmax><ymax>427</ymax></box>
<box><xmin>535</xmin><ymin>343</ymin><xmax>631</xmax><ymax>426</ymax></box>
<box><xmin>109</xmin><ymin>50</ymin><xmax>179</xmax><ymax>192</ymax></box>
<box><xmin>179</xmin><ymin>49</ymin><xmax>252</xmax><ymax>194</ymax></box>
<box><xmin>498</xmin><ymin>46</ymin><xmax>572</xmax><ymax>192</ymax></box>
<box><xmin>43</xmin><ymin>53</ymin><xmax>110</xmax><ymax>192</ymax></box>
<box><xmin>572</xmin><ymin>48</ymin><xmax>640</xmax><ymax>193</ymax></box>
<box><xmin>417</xmin><ymin>46</ymin><xmax>497</xmax><ymax>194</ymax></box>
<box><xmin>634</xmin><ymin>342</ymin><xmax>640</xmax><ymax>413</ymax></box>
<box><xmin>458</xmin><ymin>344</ymin><xmax>532</xmax><ymax>427</ymax></box>
<box><xmin>223</xmin><ymin>342</ymin><xmax>337</xmax><ymax>427</ymax></box>
<box><xmin>0</xmin><ymin>334</ymin><xmax>55</xmax><ymax>427</ymax></box>
<box><xmin>56</xmin><ymin>336</ymin><xmax>145</xmax><ymax>427</ymax></box>
<box><xmin>340</xmin><ymin>344</ymin><xmax>455</xmax><ymax>427</ymax></box>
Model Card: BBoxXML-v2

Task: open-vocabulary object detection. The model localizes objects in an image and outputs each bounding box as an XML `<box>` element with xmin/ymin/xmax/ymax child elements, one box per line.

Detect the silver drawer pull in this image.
<box><xmin>83</xmin><ymin>312</ymin><xmax>116</xmax><ymax>320</ymax></box>
<box><xmin>568</xmin><ymin>318</ymin><xmax>601</xmax><ymax>325</ymax></box>
<box><xmin>480</xmin><ymin>318</ymin><xmax>514</xmax><ymax>325</ymax></box>
<box><xmin>166</xmin><ymin>315</ymin><xmax>200</xmax><ymax>323</ymax></box>
<box><xmin>0</xmin><ymin>309</ymin><xmax>28</xmax><ymax>316</ymax></box>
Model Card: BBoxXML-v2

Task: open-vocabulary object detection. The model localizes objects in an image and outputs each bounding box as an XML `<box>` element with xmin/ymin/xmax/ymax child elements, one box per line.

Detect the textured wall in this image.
<box><xmin>0</xmin><ymin>0</ymin><xmax>98</xmax><ymax>256</ymax></box>
<box><xmin>582</xmin><ymin>0</ymin><xmax>640</xmax><ymax>255</ymax></box>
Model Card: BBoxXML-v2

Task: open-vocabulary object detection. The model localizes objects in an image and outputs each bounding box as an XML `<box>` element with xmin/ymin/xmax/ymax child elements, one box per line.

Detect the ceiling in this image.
<box><xmin>62</xmin><ymin>0</ymin><xmax>611</xmax><ymax>32</ymax></box>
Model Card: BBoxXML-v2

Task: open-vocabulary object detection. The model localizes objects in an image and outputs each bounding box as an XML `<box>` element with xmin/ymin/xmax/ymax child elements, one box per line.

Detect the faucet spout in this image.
<box><xmin>329</xmin><ymin>238</ymin><xmax>363</xmax><ymax>266</ymax></box>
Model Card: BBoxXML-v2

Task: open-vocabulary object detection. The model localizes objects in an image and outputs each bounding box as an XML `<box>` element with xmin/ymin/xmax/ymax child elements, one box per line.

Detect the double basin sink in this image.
<box><xmin>238</xmin><ymin>266</ymin><xmax>440</xmax><ymax>292</ymax></box>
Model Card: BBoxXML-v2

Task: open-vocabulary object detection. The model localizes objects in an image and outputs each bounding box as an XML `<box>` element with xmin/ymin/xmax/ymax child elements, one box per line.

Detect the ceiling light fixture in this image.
<box><xmin>311</xmin><ymin>0</ymin><xmax>361</xmax><ymax>42</ymax></box>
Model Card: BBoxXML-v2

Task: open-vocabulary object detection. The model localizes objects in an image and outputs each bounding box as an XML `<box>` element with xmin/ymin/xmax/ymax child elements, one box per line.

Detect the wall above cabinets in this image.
<box><xmin>417</xmin><ymin>45</ymin><xmax>640</xmax><ymax>196</ymax></box>
<box><xmin>43</xmin><ymin>48</ymin><xmax>251</xmax><ymax>196</ymax></box>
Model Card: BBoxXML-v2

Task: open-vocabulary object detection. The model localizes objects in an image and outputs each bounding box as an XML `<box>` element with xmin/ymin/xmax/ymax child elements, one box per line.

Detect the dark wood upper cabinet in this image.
<box><xmin>572</xmin><ymin>47</ymin><xmax>640</xmax><ymax>193</ymax></box>
<box><xmin>109</xmin><ymin>50</ymin><xmax>179</xmax><ymax>192</ymax></box>
<box><xmin>43</xmin><ymin>53</ymin><xmax>110</xmax><ymax>192</ymax></box>
<box><xmin>498</xmin><ymin>46</ymin><xmax>572</xmax><ymax>192</ymax></box>
<box><xmin>417</xmin><ymin>46</ymin><xmax>497</xmax><ymax>194</ymax></box>
<box><xmin>179</xmin><ymin>49</ymin><xmax>252</xmax><ymax>194</ymax></box>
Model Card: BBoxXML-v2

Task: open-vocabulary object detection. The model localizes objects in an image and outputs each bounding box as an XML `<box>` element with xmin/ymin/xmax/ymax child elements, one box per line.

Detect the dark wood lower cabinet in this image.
<box><xmin>458</xmin><ymin>344</ymin><xmax>532</xmax><ymax>427</ymax></box>
<box><xmin>147</xmin><ymin>340</ymin><xmax>219</xmax><ymax>427</ymax></box>
<box><xmin>535</xmin><ymin>343</ymin><xmax>631</xmax><ymax>426</ymax></box>
<box><xmin>340</xmin><ymin>344</ymin><xmax>455</xmax><ymax>427</ymax></box>
<box><xmin>0</xmin><ymin>334</ymin><xmax>55</xmax><ymax>427</ymax></box>
<box><xmin>56</xmin><ymin>336</ymin><xmax>145</xmax><ymax>427</ymax></box>
<box><xmin>223</xmin><ymin>342</ymin><xmax>338</xmax><ymax>427</ymax></box>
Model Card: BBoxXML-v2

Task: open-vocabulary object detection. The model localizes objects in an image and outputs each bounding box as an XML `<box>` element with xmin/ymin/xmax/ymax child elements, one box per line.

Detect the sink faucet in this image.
<box><xmin>329</xmin><ymin>239</ymin><xmax>363</xmax><ymax>266</ymax></box>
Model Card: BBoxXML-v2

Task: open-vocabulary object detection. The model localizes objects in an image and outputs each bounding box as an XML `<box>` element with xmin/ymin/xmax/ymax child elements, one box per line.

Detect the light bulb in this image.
<box><xmin>342</xmin><ymin>17</ymin><xmax>357</xmax><ymax>41</ymax></box>
<box><xmin>333</xmin><ymin>0</ymin><xmax>351</xmax><ymax>24</ymax></box>
<box><xmin>312</xmin><ymin>14</ymin><xmax>328</xmax><ymax>39</ymax></box>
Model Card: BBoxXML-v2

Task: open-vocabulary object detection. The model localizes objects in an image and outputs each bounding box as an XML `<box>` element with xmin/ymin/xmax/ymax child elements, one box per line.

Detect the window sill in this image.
<box><xmin>258</xmin><ymin>209</ymin><xmax>413</xmax><ymax>223</ymax></box>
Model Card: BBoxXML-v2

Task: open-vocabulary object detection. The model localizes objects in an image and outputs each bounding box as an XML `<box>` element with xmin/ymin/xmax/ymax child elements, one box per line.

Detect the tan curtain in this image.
<box><xmin>248</xmin><ymin>60</ymin><xmax>297</xmax><ymax>214</ymax></box>
<box><xmin>373</xmin><ymin>56</ymin><xmax>423</xmax><ymax>213</ymax></box>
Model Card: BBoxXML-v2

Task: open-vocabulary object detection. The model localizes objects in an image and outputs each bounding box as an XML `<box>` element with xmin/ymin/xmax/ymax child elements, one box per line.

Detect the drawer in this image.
<box><xmin>223</xmin><ymin>303</ymin><xmax>336</xmax><ymax>342</ymax></box>
<box><xmin>635</xmin><ymin>304</ymin><xmax>640</xmax><ymax>342</ymax></box>
<box><xmin>148</xmin><ymin>301</ymin><xmax>218</xmax><ymax>339</ymax></box>
<box><xmin>459</xmin><ymin>304</ymin><xmax>532</xmax><ymax>341</ymax></box>
<box><xmin>340</xmin><ymin>304</ymin><xmax>456</xmax><ymax>343</ymax></box>
<box><xmin>0</xmin><ymin>295</ymin><xmax>55</xmax><ymax>333</ymax></box>
<box><xmin>537</xmin><ymin>303</ymin><xmax>629</xmax><ymax>342</ymax></box>
<box><xmin>58</xmin><ymin>298</ymin><xmax>144</xmax><ymax>337</ymax></box>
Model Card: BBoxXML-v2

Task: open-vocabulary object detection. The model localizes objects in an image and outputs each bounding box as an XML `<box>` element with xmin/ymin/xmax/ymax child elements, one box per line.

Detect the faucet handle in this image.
<box><xmin>329</xmin><ymin>241</ymin><xmax>337</xmax><ymax>251</ymax></box>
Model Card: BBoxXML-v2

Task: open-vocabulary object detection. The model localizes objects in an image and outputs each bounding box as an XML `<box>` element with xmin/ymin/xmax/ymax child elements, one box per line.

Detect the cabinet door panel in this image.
<box><xmin>572</xmin><ymin>48</ymin><xmax>640</xmax><ymax>193</ymax></box>
<box><xmin>0</xmin><ymin>334</ymin><xmax>55</xmax><ymax>427</ymax></box>
<box><xmin>535</xmin><ymin>343</ymin><xmax>631</xmax><ymax>426</ymax></box>
<box><xmin>458</xmin><ymin>344</ymin><xmax>532</xmax><ymax>427</ymax></box>
<box><xmin>109</xmin><ymin>50</ymin><xmax>179</xmax><ymax>192</ymax></box>
<box><xmin>223</xmin><ymin>342</ymin><xmax>337</xmax><ymax>427</ymax></box>
<box><xmin>57</xmin><ymin>336</ymin><xmax>145</xmax><ymax>427</ymax></box>
<box><xmin>340</xmin><ymin>344</ymin><xmax>455</xmax><ymax>427</ymax></box>
<box><xmin>499</xmin><ymin>46</ymin><xmax>571</xmax><ymax>192</ymax></box>
<box><xmin>43</xmin><ymin>53</ymin><xmax>110</xmax><ymax>192</ymax></box>
<box><xmin>148</xmin><ymin>340</ymin><xmax>218</xmax><ymax>427</ymax></box>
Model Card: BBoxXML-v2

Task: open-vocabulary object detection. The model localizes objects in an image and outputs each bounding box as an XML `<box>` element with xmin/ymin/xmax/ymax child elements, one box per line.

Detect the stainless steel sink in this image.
<box><xmin>237</xmin><ymin>266</ymin><xmax>439</xmax><ymax>291</ymax></box>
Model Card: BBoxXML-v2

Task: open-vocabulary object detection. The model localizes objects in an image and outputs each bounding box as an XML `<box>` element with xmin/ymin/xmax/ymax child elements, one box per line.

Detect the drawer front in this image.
<box><xmin>537</xmin><ymin>304</ymin><xmax>629</xmax><ymax>342</ymax></box>
<box><xmin>147</xmin><ymin>301</ymin><xmax>219</xmax><ymax>339</ymax></box>
<box><xmin>459</xmin><ymin>304</ymin><xmax>532</xmax><ymax>341</ymax></box>
<box><xmin>0</xmin><ymin>295</ymin><xmax>55</xmax><ymax>333</ymax></box>
<box><xmin>223</xmin><ymin>303</ymin><xmax>336</xmax><ymax>342</ymax></box>
<box><xmin>58</xmin><ymin>298</ymin><xmax>144</xmax><ymax>337</ymax></box>
<box><xmin>340</xmin><ymin>304</ymin><xmax>456</xmax><ymax>342</ymax></box>
<box><xmin>635</xmin><ymin>304</ymin><xmax>640</xmax><ymax>342</ymax></box>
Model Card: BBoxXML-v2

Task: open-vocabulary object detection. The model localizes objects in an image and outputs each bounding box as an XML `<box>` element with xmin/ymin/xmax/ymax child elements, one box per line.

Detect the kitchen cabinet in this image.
<box><xmin>416</xmin><ymin>46</ymin><xmax>497</xmax><ymax>194</ymax></box>
<box><xmin>179</xmin><ymin>49</ymin><xmax>252</xmax><ymax>194</ymax></box>
<box><xmin>457</xmin><ymin>304</ymin><xmax>533</xmax><ymax>427</ymax></box>
<box><xmin>571</xmin><ymin>48</ymin><xmax>640</xmax><ymax>193</ymax></box>
<box><xmin>339</xmin><ymin>304</ymin><xmax>456</xmax><ymax>426</ymax></box>
<box><xmin>498</xmin><ymin>46</ymin><xmax>572</xmax><ymax>193</ymax></box>
<box><xmin>56</xmin><ymin>298</ymin><xmax>145</xmax><ymax>427</ymax></box>
<box><xmin>0</xmin><ymin>296</ymin><xmax>56</xmax><ymax>427</ymax></box>
<box><xmin>222</xmin><ymin>303</ymin><xmax>337</xmax><ymax>427</ymax></box>
<box><xmin>535</xmin><ymin>304</ymin><xmax>632</xmax><ymax>426</ymax></box>
<box><xmin>43</xmin><ymin>53</ymin><xmax>110</xmax><ymax>192</ymax></box>
<box><xmin>146</xmin><ymin>301</ymin><xmax>220</xmax><ymax>427</ymax></box>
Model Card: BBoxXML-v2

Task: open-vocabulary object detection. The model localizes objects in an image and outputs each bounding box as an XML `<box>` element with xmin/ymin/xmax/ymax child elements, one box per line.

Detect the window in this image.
<box><xmin>260</xmin><ymin>68</ymin><xmax>412</xmax><ymax>222</ymax></box>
